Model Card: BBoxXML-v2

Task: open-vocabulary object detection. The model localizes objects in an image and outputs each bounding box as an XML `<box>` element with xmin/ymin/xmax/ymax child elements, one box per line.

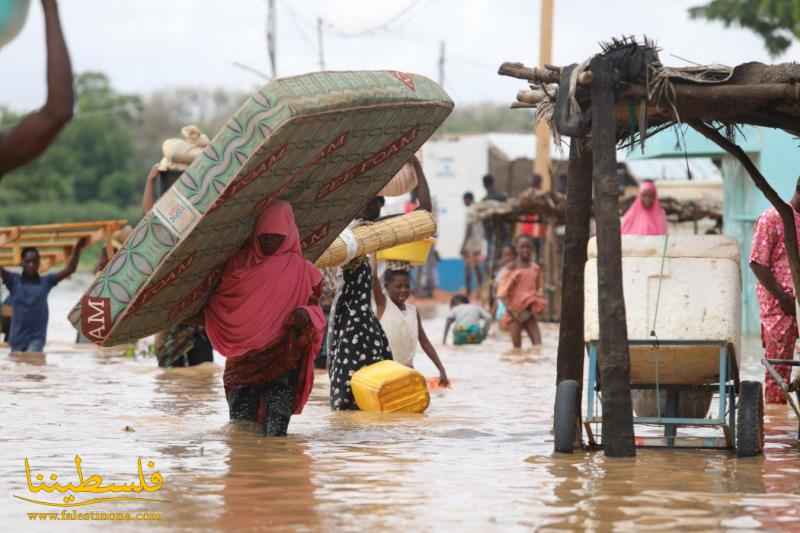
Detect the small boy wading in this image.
<box><xmin>443</xmin><ymin>294</ymin><xmax>492</xmax><ymax>346</ymax></box>
<box><xmin>2</xmin><ymin>238</ymin><xmax>88</xmax><ymax>352</ymax></box>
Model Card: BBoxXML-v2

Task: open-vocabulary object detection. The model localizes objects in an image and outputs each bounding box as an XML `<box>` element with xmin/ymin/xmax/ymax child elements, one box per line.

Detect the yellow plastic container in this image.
<box><xmin>351</xmin><ymin>360</ymin><xmax>430</xmax><ymax>413</ymax></box>
<box><xmin>376</xmin><ymin>238</ymin><xmax>434</xmax><ymax>266</ymax></box>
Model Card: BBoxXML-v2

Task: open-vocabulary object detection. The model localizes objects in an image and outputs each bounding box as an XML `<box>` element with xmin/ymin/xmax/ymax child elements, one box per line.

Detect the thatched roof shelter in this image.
<box><xmin>499</xmin><ymin>37</ymin><xmax>800</xmax><ymax>458</ymax></box>
<box><xmin>500</xmin><ymin>41</ymin><xmax>800</xmax><ymax>140</ymax></box>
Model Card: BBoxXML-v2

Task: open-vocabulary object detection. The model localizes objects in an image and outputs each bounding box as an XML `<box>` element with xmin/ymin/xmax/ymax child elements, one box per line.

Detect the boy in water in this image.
<box><xmin>442</xmin><ymin>294</ymin><xmax>492</xmax><ymax>346</ymax></box>
<box><xmin>1</xmin><ymin>238</ymin><xmax>87</xmax><ymax>352</ymax></box>
<box><xmin>373</xmin><ymin>266</ymin><xmax>449</xmax><ymax>386</ymax></box>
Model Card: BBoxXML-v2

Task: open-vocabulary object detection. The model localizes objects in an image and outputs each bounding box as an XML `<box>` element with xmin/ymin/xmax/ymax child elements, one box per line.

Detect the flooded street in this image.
<box><xmin>3</xmin><ymin>278</ymin><xmax>800</xmax><ymax>532</ymax></box>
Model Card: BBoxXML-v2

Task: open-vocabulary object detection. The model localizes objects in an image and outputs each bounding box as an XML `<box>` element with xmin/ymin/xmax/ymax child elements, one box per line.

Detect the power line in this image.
<box><xmin>438</xmin><ymin>40</ymin><xmax>445</xmax><ymax>87</ymax></box>
<box><xmin>325</xmin><ymin>0</ymin><xmax>425</xmax><ymax>38</ymax></box>
<box><xmin>317</xmin><ymin>17</ymin><xmax>326</xmax><ymax>70</ymax></box>
<box><xmin>278</xmin><ymin>0</ymin><xmax>317</xmax><ymax>53</ymax></box>
<box><xmin>232</xmin><ymin>61</ymin><xmax>270</xmax><ymax>81</ymax></box>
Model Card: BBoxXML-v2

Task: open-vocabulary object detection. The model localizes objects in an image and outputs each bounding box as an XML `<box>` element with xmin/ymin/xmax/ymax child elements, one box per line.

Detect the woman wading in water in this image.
<box><xmin>204</xmin><ymin>201</ymin><xmax>325</xmax><ymax>436</ymax></box>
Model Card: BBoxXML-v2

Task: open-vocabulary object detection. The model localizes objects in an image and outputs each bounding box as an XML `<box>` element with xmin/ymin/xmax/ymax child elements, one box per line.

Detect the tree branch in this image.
<box><xmin>689</xmin><ymin>120</ymin><xmax>800</xmax><ymax>306</ymax></box>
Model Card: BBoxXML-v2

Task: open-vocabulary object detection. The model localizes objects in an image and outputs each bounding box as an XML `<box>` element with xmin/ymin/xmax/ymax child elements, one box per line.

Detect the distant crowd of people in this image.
<box><xmin>457</xmin><ymin>173</ymin><xmax>548</xmax><ymax>350</ymax></box>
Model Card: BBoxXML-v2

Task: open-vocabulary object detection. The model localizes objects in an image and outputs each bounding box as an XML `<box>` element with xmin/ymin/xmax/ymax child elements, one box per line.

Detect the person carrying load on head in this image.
<box><xmin>460</xmin><ymin>191</ymin><xmax>484</xmax><ymax>300</ymax></box>
<box><xmin>370</xmin><ymin>157</ymin><xmax>448</xmax><ymax>382</ymax></box>
<box><xmin>142</xmin><ymin>125</ymin><xmax>210</xmax><ymax>213</ymax></box>
<box><xmin>2</xmin><ymin>237</ymin><xmax>88</xmax><ymax>353</ymax></box>
<box><xmin>327</xmin><ymin>196</ymin><xmax>394</xmax><ymax>411</ymax></box>
<box><xmin>328</xmin><ymin>152</ymin><xmax>441</xmax><ymax>408</ymax></box>
<box><xmin>373</xmin><ymin>261</ymin><xmax>449</xmax><ymax>386</ymax></box>
<box><xmin>204</xmin><ymin>201</ymin><xmax>326</xmax><ymax>436</ymax></box>
<box><xmin>0</xmin><ymin>0</ymin><xmax>73</xmax><ymax>177</ymax></box>
<box><xmin>142</xmin><ymin>126</ymin><xmax>214</xmax><ymax>368</ymax></box>
<box><xmin>749</xmin><ymin>177</ymin><xmax>800</xmax><ymax>404</ymax></box>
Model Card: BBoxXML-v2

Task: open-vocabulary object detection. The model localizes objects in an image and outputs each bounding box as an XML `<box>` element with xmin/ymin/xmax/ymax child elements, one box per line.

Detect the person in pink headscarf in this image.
<box><xmin>204</xmin><ymin>200</ymin><xmax>325</xmax><ymax>436</ymax></box>
<box><xmin>621</xmin><ymin>180</ymin><xmax>667</xmax><ymax>235</ymax></box>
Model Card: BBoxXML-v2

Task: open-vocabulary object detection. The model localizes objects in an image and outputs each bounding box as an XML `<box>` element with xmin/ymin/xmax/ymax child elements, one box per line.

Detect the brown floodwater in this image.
<box><xmin>2</xmin><ymin>277</ymin><xmax>800</xmax><ymax>532</ymax></box>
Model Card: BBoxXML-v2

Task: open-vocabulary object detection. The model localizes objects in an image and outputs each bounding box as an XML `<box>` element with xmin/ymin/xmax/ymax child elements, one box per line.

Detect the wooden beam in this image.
<box><xmin>624</xmin><ymin>82</ymin><xmax>800</xmax><ymax>103</ymax></box>
<box><xmin>499</xmin><ymin>62</ymin><xmax>560</xmax><ymax>83</ymax></box>
<box><xmin>555</xmin><ymin>139</ymin><xmax>593</xmax><ymax>451</ymax></box>
<box><xmin>498</xmin><ymin>61</ymin><xmax>593</xmax><ymax>85</ymax></box>
<box><xmin>0</xmin><ymin>219</ymin><xmax>127</xmax><ymax>233</ymax></box>
<box><xmin>590</xmin><ymin>56</ymin><xmax>635</xmax><ymax>458</ymax></box>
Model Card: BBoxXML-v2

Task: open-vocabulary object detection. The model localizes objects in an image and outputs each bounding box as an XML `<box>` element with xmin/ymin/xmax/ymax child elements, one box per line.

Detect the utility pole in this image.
<box><xmin>535</xmin><ymin>0</ymin><xmax>554</xmax><ymax>190</ymax></box>
<box><xmin>537</xmin><ymin>0</ymin><xmax>557</xmax><ymax>322</ymax></box>
<box><xmin>266</xmin><ymin>0</ymin><xmax>277</xmax><ymax>78</ymax></box>
<box><xmin>318</xmin><ymin>17</ymin><xmax>325</xmax><ymax>70</ymax></box>
<box><xmin>438</xmin><ymin>40</ymin><xmax>446</xmax><ymax>87</ymax></box>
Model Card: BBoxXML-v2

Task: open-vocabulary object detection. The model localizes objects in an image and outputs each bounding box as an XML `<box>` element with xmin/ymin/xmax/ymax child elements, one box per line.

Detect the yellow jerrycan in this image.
<box><xmin>351</xmin><ymin>360</ymin><xmax>430</xmax><ymax>413</ymax></box>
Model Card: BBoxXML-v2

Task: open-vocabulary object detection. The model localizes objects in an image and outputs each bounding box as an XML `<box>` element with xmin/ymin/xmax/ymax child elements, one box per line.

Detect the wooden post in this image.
<box><xmin>556</xmin><ymin>141</ymin><xmax>592</xmax><ymax>381</ymax></box>
<box><xmin>590</xmin><ymin>56</ymin><xmax>635</xmax><ymax>458</ymax></box>
<box><xmin>104</xmin><ymin>224</ymin><xmax>115</xmax><ymax>258</ymax></box>
<box><xmin>534</xmin><ymin>0</ymin><xmax>554</xmax><ymax>191</ymax></box>
<box><xmin>555</xmin><ymin>139</ymin><xmax>593</xmax><ymax>448</ymax></box>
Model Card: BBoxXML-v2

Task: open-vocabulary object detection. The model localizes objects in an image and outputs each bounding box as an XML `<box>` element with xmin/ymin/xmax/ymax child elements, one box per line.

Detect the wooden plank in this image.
<box><xmin>11</xmin><ymin>229</ymin><xmax>102</xmax><ymax>242</ymax></box>
<box><xmin>591</xmin><ymin>56</ymin><xmax>635</xmax><ymax>458</ymax></box>
<box><xmin>0</xmin><ymin>220</ymin><xmax>126</xmax><ymax>271</ymax></box>
<box><xmin>0</xmin><ymin>219</ymin><xmax>127</xmax><ymax>234</ymax></box>
<box><xmin>629</xmin><ymin>345</ymin><xmax>720</xmax><ymax>384</ymax></box>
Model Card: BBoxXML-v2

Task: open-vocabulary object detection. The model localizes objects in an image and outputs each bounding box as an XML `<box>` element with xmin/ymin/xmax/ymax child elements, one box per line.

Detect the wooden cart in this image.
<box><xmin>554</xmin><ymin>235</ymin><xmax>764</xmax><ymax>456</ymax></box>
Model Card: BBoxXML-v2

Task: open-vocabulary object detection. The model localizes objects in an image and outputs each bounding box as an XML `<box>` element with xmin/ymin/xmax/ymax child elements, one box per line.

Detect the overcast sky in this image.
<box><xmin>2</xmin><ymin>0</ymin><xmax>798</xmax><ymax>111</ymax></box>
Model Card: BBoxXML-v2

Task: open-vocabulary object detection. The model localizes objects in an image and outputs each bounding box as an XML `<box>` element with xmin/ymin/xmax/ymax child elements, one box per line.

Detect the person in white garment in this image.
<box><xmin>372</xmin><ymin>263</ymin><xmax>449</xmax><ymax>386</ymax></box>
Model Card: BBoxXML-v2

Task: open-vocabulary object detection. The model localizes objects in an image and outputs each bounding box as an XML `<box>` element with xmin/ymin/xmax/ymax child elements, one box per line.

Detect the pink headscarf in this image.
<box><xmin>621</xmin><ymin>181</ymin><xmax>667</xmax><ymax>235</ymax></box>
<box><xmin>204</xmin><ymin>201</ymin><xmax>325</xmax><ymax>359</ymax></box>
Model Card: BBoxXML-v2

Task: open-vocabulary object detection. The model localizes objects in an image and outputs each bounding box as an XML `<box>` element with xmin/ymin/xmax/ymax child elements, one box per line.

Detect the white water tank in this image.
<box><xmin>585</xmin><ymin>235</ymin><xmax>741</xmax><ymax>385</ymax></box>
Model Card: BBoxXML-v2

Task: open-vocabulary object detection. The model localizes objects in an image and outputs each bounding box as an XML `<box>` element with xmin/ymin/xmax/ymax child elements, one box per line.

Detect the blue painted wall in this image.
<box><xmin>438</xmin><ymin>258</ymin><xmax>465</xmax><ymax>292</ymax></box>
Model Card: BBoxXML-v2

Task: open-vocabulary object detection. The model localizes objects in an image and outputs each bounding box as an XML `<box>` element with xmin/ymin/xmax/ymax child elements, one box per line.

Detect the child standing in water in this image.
<box><xmin>373</xmin><ymin>264</ymin><xmax>449</xmax><ymax>386</ymax></box>
<box><xmin>492</xmin><ymin>244</ymin><xmax>517</xmax><ymax>328</ymax></box>
<box><xmin>497</xmin><ymin>236</ymin><xmax>546</xmax><ymax>348</ymax></box>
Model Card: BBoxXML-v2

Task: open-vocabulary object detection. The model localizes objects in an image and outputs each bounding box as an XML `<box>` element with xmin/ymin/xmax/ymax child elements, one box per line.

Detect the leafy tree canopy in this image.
<box><xmin>689</xmin><ymin>0</ymin><xmax>800</xmax><ymax>57</ymax></box>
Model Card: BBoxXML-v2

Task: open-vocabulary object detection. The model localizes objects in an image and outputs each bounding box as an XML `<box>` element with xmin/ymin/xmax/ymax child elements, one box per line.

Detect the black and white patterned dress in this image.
<box><xmin>328</xmin><ymin>259</ymin><xmax>392</xmax><ymax>410</ymax></box>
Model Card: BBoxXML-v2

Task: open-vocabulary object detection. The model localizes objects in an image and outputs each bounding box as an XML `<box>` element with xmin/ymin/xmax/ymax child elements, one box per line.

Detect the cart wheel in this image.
<box><xmin>736</xmin><ymin>381</ymin><xmax>764</xmax><ymax>458</ymax></box>
<box><xmin>554</xmin><ymin>380</ymin><xmax>579</xmax><ymax>453</ymax></box>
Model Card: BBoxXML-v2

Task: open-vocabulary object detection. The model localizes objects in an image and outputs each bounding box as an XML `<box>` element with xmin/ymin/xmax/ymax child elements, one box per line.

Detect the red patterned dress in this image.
<box><xmin>750</xmin><ymin>207</ymin><xmax>800</xmax><ymax>404</ymax></box>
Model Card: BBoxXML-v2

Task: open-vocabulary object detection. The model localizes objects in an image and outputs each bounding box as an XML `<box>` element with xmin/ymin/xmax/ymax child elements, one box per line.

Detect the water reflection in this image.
<box><xmin>216</xmin><ymin>432</ymin><xmax>320</xmax><ymax>531</ymax></box>
<box><xmin>3</xmin><ymin>284</ymin><xmax>800</xmax><ymax>531</ymax></box>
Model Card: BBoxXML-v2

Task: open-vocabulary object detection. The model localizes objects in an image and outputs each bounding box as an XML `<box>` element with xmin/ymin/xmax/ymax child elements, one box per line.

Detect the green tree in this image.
<box><xmin>689</xmin><ymin>0</ymin><xmax>800</xmax><ymax>56</ymax></box>
<box><xmin>0</xmin><ymin>71</ymin><xmax>142</xmax><ymax>208</ymax></box>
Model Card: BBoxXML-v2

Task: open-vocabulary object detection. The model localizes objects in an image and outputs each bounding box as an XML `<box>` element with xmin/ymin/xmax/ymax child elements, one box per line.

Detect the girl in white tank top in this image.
<box><xmin>373</xmin><ymin>263</ymin><xmax>449</xmax><ymax>387</ymax></box>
